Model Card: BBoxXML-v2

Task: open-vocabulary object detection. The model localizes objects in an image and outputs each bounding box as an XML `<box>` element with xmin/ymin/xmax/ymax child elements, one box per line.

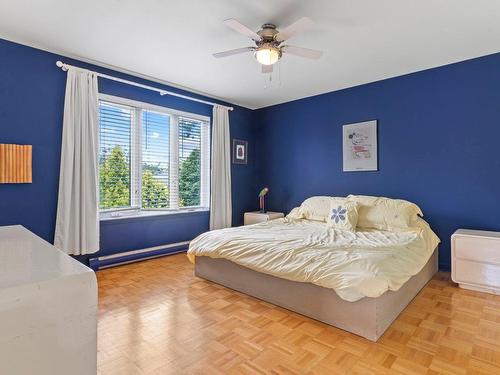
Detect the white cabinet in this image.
<box><xmin>451</xmin><ymin>229</ymin><xmax>500</xmax><ymax>294</ymax></box>
<box><xmin>244</xmin><ymin>211</ymin><xmax>284</xmax><ymax>225</ymax></box>
<box><xmin>0</xmin><ymin>225</ymin><xmax>97</xmax><ymax>375</ymax></box>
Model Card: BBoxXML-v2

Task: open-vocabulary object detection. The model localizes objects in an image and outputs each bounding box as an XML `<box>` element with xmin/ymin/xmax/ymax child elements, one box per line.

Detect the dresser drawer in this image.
<box><xmin>452</xmin><ymin>235</ymin><xmax>500</xmax><ymax>263</ymax></box>
<box><xmin>452</xmin><ymin>258</ymin><xmax>500</xmax><ymax>289</ymax></box>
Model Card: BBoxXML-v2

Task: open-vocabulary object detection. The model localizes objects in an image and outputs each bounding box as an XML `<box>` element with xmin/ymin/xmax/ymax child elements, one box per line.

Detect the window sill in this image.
<box><xmin>100</xmin><ymin>208</ymin><xmax>209</xmax><ymax>222</ymax></box>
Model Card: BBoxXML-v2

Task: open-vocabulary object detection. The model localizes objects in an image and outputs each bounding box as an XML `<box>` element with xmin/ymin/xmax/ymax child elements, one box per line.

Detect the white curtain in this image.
<box><xmin>210</xmin><ymin>105</ymin><xmax>232</xmax><ymax>230</ymax></box>
<box><xmin>54</xmin><ymin>69</ymin><xmax>99</xmax><ymax>255</ymax></box>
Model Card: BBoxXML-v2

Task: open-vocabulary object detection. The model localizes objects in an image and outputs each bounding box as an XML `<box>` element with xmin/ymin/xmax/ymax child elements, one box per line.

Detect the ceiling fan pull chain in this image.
<box><xmin>278</xmin><ymin>61</ymin><xmax>282</xmax><ymax>87</ymax></box>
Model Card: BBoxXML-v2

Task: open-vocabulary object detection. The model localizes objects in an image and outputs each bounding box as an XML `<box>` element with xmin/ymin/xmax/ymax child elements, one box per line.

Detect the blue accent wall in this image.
<box><xmin>0</xmin><ymin>38</ymin><xmax>257</xmax><ymax>262</ymax></box>
<box><xmin>255</xmin><ymin>53</ymin><xmax>500</xmax><ymax>271</ymax></box>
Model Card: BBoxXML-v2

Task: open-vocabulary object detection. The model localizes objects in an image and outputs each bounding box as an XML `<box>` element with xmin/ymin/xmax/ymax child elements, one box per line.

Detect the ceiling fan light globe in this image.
<box><xmin>255</xmin><ymin>47</ymin><xmax>280</xmax><ymax>65</ymax></box>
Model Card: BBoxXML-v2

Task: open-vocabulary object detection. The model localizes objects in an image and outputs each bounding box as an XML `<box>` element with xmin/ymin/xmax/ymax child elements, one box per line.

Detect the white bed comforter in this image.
<box><xmin>187</xmin><ymin>217</ymin><xmax>440</xmax><ymax>302</ymax></box>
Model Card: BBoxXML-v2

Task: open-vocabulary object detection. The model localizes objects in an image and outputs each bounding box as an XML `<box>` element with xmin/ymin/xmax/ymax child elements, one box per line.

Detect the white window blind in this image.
<box><xmin>178</xmin><ymin>117</ymin><xmax>202</xmax><ymax>208</ymax></box>
<box><xmin>99</xmin><ymin>101</ymin><xmax>133</xmax><ymax>210</ymax></box>
<box><xmin>98</xmin><ymin>96</ymin><xmax>210</xmax><ymax>216</ymax></box>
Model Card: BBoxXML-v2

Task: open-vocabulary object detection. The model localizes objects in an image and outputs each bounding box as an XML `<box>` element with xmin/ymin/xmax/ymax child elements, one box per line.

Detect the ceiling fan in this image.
<box><xmin>213</xmin><ymin>17</ymin><xmax>323</xmax><ymax>73</ymax></box>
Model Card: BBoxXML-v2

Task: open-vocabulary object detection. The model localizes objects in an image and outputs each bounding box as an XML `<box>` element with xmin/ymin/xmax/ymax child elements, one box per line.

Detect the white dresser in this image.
<box><xmin>0</xmin><ymin>225</ymin><xmax>98</xmax><ymax>375</ymax></box>
<box><xmin>244</xmin><ymin>211</ymin><xmax>284</xmax><ymax>225</ymax></box>
<box><xmin>451</xmin><ymin>229</ymin><xmax>500</xmax><ymax>294</ymax></box>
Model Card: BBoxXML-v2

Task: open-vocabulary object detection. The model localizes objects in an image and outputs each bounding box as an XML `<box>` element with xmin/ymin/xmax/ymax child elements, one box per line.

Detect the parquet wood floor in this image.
<box><xmin>96</xmin><ymin>254</ymin><xmax>500</xmax><ymax>375</ymax></box>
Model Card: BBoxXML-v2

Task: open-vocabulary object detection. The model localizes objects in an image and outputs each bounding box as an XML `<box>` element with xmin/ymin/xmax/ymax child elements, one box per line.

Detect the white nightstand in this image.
<box><xmin>244</xmin><ymin>211</ymin><xmax>284</xmax><ymax>225</ymax></box>
<box><xmin>452</xmin><ymin>229</ymin><xmax>500</xmax><ymax>294</ymax></box>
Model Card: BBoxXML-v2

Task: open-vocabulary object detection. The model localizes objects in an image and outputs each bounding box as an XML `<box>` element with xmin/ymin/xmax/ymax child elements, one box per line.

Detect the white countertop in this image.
<box><xmin>0</xmin><ymin>225</ymin><xmax>94</xmax><ymax>290</ymax></box>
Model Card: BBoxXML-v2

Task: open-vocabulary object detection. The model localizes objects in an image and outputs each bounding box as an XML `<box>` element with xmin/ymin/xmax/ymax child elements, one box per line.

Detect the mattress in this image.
<box><xmin>187</xmin><ymin>217</ymin><xmax>440</xmax><ymax>302</ymax></box>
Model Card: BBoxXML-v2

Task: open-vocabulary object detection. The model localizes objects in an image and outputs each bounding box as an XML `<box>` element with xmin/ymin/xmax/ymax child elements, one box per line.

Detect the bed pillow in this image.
<box><xmin>298</xmin><ymin>196</ymin><xmax>336</xmax><ymax>222</ymax></box>
<box><xmin>347</xmin><ymin>195</ymin><xmax>423</xmax><ymax>230</ymax></box>
<box><xmin>286</xmin><ymin>207</ymin><xmax>303</xmax><ymax>220</ymax></box>
<box><xmin>326</xmin><ymin>199</ymin><xmax>359</xmax><ymax>231</ymax></box>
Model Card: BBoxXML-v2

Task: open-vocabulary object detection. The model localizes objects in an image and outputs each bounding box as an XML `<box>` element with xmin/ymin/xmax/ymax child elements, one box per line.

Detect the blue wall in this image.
<box><xmin>0</xmin><ymin>38</ymin><xmax>258</xmax><ymax>261</ymax></box>
<box><xmin>255</xmin><ymin>53</ymin><xmax>500</xmax><ymax>271</ymax></box>
<box><xmin>2</xmin><ymin>36</ymin><xmax>499</xmax><ymax>271</ymax></box>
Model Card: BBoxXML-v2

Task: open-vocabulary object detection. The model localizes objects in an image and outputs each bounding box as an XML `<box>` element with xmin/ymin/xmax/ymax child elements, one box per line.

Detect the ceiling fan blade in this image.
<box><xmin>261</xmin><ymin>64</ymin><xmax>273</xmax><ymax>74</ymax></box>
<box><xmin>213</xmin><ymin>47</ymin><xmax>255</xmax><ymax>58</ymax></box>
<box><xmin>282</xmin><ymin>45</ymin><xmax>323</xmax><ymax>59</ymax></box>
<box><xmin>223</xmin><ymin>18</ymin><xmax>261</xmax><ymax>41</ymax></box>
<box><xmin>276</xmin><ymin>17</ymin><xmax>314</xmax><ymax>41</ymax></box>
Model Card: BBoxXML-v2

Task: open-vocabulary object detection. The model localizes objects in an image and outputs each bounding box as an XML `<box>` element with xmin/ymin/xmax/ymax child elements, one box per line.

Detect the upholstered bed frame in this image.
<box><xmin>194</xmin><ymin>248</ymin><xmax>438</xmax><ymax>341</ymax></box>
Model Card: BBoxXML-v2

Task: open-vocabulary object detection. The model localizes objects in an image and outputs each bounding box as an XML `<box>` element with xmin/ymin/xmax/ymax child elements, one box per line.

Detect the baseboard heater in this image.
<box><xmin>89</xmin><ymin>241</ymin><xmax>190</xmax><ymax>270</ymax></box>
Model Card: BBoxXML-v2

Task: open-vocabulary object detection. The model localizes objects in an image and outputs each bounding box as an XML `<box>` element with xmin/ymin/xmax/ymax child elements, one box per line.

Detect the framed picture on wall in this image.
<box><xmin>342</xmin><ymin>120</ymin><xmax>378</xmax><ymax>172</ymax></box>
<box><xmin>232</xmin><ymin>139</ymin><xmax>248</xmax><ymax>165</ymax></box>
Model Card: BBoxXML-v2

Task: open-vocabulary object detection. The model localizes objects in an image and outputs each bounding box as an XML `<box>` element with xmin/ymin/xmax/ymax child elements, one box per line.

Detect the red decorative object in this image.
<box><xmin>258</xmin><ymin>187</ymin><xmax>269</xmax><ymax>213</ymax></box>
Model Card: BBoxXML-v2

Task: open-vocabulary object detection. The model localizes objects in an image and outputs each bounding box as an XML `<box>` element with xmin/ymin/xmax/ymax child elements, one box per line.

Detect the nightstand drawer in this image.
<box><xmin>452</xmin><ymin>235</ymin><xmax>500</xmax><ymax>263</ymax></box>
<box><xmin>453</xmin><ymin>258</ymin><xmax>500</xmax><ymax>289</ymax></box>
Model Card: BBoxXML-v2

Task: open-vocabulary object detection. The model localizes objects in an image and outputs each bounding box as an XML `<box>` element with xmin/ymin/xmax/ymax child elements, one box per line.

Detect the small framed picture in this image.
<box><xmin>342</xmin><ymin>120</ymin><xmax>378</xmax><ymax>172</ymax></box>
<box><xmin>232</xmin><ymin>139</ymin><xmax>248</xmax><ymax>165</ymax></box>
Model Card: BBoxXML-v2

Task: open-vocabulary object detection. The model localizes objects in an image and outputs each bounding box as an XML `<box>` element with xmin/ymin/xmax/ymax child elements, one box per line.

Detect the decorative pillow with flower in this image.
<box><xmin>326</xmin><ymin>199</ymin><xmax>359</xmax><ymax>232</ymax></box>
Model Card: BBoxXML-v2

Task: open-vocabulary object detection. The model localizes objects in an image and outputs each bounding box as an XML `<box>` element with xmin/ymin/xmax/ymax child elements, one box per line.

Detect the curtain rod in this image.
<box><xmin>55</xmin><ymin>61</ymin><xmax>234</xmax><ymax>111</ymax></box>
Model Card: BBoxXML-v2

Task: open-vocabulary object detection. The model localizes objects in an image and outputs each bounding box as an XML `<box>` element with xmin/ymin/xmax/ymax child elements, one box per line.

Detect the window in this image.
<box><xmin>141</xmin><ymin>110</ymin><xmax>170</xmax><ymax>209</ymax></box>
<box><xmin>98</xmin><ymin>95</ymin><xmax>210</xmax><ymax>217</ymax></box>
<box><xmin>178</xmin><ymin>117</ymin><xmax>202</xmax><ymax>207</ymax></box>
<box><xmin>99</xmin><ymin>102</ymin><xmax>133</xmax><ymax>209</ymax></box>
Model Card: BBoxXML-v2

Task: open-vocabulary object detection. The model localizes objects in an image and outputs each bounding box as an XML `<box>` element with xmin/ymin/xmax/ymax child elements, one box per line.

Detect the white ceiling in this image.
<box><xmin>1</xmin><ymin>0</ymin><xmax>499</xmax><ymax>109</ymax></box>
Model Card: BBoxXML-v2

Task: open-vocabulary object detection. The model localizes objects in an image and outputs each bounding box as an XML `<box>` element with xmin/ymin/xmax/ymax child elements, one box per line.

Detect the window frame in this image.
<box><xmin>98</xmin><ymin>94</ymin><xmax>210</xmax><ymax>220</ymax></box>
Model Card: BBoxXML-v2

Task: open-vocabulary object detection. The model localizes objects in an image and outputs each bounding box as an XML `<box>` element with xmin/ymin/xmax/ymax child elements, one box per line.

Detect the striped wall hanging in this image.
<box><xmin>0</xmin><ymin>144</ymin><xmax>32</xmax><ymax>183</ymax></box>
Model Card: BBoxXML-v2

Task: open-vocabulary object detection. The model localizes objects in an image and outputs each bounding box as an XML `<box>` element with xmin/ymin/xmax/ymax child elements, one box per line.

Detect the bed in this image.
<box><xmin>187</xmin><ymin>196</ymin><xmax>440</xmax><ymax>341</ymax></box>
